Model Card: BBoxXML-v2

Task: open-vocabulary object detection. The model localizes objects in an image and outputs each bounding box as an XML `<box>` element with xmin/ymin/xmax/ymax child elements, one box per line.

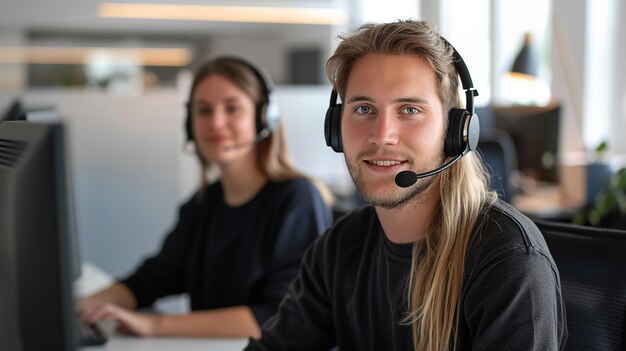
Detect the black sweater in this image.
<box><xmin>121</xmin><ymin>178</ymin><xmax>332</xmax><ymax>325</ymax></box>
<box><xmin>246</xmin><ymin>200</ymin><xmax>567</xmax><ymax>350</ymax></box>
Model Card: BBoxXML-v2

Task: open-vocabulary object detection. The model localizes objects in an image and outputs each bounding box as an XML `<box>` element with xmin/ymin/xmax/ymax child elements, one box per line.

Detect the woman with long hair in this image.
<box><xmin>78</xmin><ymin>56</ymin><xmax>333</xmax><ymax>338</ymax></box>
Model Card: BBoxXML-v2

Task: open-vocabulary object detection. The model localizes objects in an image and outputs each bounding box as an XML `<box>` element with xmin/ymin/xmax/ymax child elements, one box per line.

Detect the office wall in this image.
<box><xmin>276</xmin><ymin>85</ymin><xmax>350</xmax><ymax>190</ymax></box>
<box><xmin>5</xmin><ymin>89</ymin><xmax>183</xmax><ymax>278</ymax></box>
<box><xmin>582</xmin><ymin>0</ymin><xmax>619</xmax><ymax>152</ymax></box>
<box><xmin>552</xmin><ymin>0</ymin><xmax>626</xmax><ymax>157</ymax></box>
<box><xmin>208</xmin><ymin>25</ymin><xmax>336</xmax><ymax>85</ymax></box>
<box><xmin>551</xmin><ymin>0</ymin><xmax>587</xmax><ymax>154</ymax></box>
<box><xmin>1</xmin><ymin>84</ymin><xmax>348</xmax><ymax>278</ymax></box>
<box><xmin>0</xmin><ymin>30</ymin><xmax>26</xmax><ymax>91</ymax></box>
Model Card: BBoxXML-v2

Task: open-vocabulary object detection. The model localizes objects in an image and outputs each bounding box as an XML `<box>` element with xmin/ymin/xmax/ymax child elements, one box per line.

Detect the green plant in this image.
<box><xmin>573</xmin><ymin>167</ymin><xmax>626</xmax><ymax>226</ymax></box>
<box><xmin>594</xmin><ymin>140</ymin><xmax>609</xmax><ymax>162</ymax></box>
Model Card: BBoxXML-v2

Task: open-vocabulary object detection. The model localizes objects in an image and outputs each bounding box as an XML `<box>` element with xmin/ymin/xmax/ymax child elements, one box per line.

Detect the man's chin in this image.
<box><xmin>355</xmin><ymin>184</ymin><xmax>413</xmax><ymax>209</ymax></box>
<box><xmin>354</xmin><ymin>175</ymin><xmax>437</xmax><ymax>209</ymax></box>
<box><xmin>362</xmin><ymin>196</ymin><xmax>408</xmax><ymax>209</ymax></box>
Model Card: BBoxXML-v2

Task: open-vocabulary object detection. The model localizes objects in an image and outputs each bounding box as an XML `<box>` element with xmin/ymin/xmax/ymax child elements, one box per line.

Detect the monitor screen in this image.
<box><xmin>0</xmin><ymin>120</ymin><xmax>79</xmax><ymax>351</ymax></box>
<box><xmin>493</xmin><ymin>104</ymin><xmax>561</xmax><ymax>183</ymax></box>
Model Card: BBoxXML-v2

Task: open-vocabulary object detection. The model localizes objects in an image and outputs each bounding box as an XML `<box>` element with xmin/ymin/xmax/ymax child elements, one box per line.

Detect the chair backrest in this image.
<box><xmin>534</xmin><ymin>219</ymin><xmax>626</xmax><ymax>350</ymax></box>
<box><xmin>478</xmin><ymin>128</ymin><xmax>517</xmax><ymax>202</ymax></box>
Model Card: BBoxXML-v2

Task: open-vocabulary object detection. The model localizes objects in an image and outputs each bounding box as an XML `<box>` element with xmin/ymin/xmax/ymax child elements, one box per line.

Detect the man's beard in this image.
<box><xmin>346</xmin><ymin>151</ymin><xmax>445</xmax><ymax>210</ymax></box>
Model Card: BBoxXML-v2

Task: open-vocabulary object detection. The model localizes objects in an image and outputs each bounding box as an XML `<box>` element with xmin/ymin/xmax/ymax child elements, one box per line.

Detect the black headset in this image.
<box><xmin>185</xmin><ymin>56</ymin><xmax>280</xmax><ymax>142</ymax></box>
<box><xmin>324</xmin><ymin>39</ymin><xmax>480</xmax><ymax>158</ymax></box>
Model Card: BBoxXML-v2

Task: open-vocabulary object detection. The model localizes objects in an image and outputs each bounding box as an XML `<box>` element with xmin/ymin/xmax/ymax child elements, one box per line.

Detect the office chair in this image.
<box><xmin>478</xmin><ymin>128</ymin><xmax>517</xmax><ymax>203</ymax></box>
<box><xmin>534</xmin><ymin>219</ymin><xmax>626</xmax><ymax>351</ymax></box>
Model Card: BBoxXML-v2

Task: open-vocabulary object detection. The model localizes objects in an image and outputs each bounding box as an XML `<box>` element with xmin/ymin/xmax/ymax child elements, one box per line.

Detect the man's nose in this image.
<box><xmin>368</xmin><ymin>112</ymin><xmax>399</xmax><ymax>146</ymax></box>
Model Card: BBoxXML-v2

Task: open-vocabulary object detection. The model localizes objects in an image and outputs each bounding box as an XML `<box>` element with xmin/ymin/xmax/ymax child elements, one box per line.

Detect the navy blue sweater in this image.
<box><xmin>122</xmin><ymin>178</ymin><xmax>332</xmax><ymax>325</ymax></box>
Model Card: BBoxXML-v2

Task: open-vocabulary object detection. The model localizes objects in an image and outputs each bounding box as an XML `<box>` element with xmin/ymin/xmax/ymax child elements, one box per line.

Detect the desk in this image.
<box><xmin>81</xmin><ymin>335</ymin><xmax>248</xmax><ymax>351</ymax></box>
<box><xmin>76</xmin><ymin>267</ymin><xmax>248</xmax><ymax>351</ymax></box>
<box><xmin>512</xmin><ymin>184</ymin><xmax>581</xmax><ymax>221</ymax></box>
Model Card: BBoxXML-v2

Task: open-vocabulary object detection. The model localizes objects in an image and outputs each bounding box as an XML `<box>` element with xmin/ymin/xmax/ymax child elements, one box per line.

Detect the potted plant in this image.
<box><xmin>573</xmin><ymin>141</ymin><xmax>626</xmax><ymax>227</ymax></box>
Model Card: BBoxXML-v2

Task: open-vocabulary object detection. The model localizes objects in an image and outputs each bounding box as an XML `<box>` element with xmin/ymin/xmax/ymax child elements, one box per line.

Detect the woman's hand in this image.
<box><xmin>76</xmin><ymin>283</ymin><xmax>138</xmax><ymax>319</ymax></box>
<box><xmin>82</xmin><ymin>303</ymin><xmax>162</xmax><ymax>337</ymax></box>
<box><xmin>77</xmin><ymin>295</ymin><xmax>108</xmax><ymax>319</ymax></box>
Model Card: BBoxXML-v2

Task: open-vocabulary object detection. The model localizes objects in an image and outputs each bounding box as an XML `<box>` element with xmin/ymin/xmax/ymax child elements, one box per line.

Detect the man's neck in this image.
<box><xmin>375</xmin><ymin>180</ymin><xmax>440</xmax><ymax>244</ymax></box>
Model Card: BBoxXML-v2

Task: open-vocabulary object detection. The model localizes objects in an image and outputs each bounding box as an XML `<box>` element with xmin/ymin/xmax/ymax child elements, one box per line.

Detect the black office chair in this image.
<box><xmin>534</xmin><ymin>219</ymin><xmax>626</xmax><ymax>351</ymax></box>
<box><xmin>478</xmin><ymin>129</ymin><xmax>517</xmax><ymax>203</ymax></box>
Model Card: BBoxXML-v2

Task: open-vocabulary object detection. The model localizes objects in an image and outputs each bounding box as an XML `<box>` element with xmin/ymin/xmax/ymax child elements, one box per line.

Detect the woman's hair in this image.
<box><xmin>326</xmin><ymin>20</ymin><xmax>497</xmax><ymax>350</ymax></box>
<box><xmin>189</xmin><ymin>58</ymin><xmax>334</xmax><ymax>203</ymax></box>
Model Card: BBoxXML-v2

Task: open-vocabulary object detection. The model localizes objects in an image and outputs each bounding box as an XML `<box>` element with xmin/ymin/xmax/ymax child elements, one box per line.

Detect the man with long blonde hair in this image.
<box><xmin>246</xmin><ymin>20</ymin><xmax>566</xmax><ymax>350</ymax></box>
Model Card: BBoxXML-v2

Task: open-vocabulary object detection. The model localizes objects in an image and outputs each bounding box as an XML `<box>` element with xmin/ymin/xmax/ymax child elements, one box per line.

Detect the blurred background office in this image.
<box><xmin>1</xmin><ymin>0</ymin><xmax>625</xmax><ymax>293</ymax></box>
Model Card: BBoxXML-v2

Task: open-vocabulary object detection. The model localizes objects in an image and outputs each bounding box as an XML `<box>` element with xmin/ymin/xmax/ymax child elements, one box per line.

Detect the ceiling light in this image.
<box><xmin>0</xmin><ymin>46</ymin><xmax>191</xmax><ymax>66</ymax></box>
<box><xmin>98</xmin><ymin>3</ymin><xmax>347</xmax><ymax>25</ymax></box>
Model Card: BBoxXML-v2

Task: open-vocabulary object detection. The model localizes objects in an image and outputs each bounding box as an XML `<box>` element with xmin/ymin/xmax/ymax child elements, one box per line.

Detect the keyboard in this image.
<box><xmin>75</xmin><ymin>318</ymin><xmax>108</xmax><ymax>347</ymax></box>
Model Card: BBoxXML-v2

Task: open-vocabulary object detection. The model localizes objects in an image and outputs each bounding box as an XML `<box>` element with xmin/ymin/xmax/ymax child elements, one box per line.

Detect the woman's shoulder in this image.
<box><xmin>266</xmin><ymin>177</ymin><xmax>324</xmax><ymax>201</ymax></box>
<box><xmin>179</xmin><ymin>182</ymin><xmax>221</xmax><ymax>210</ymax></box>
<box><xmin>270</xmin><ymin>177</ymin><xmax>315</xmax><ymax>191</ymax></box>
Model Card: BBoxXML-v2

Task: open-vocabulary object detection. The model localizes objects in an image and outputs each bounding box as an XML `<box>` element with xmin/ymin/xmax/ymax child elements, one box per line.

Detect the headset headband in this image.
<box><xmin>440</xmin><ymin>37</ymin><xmax>478</xmax><ymax>114</ymax></box>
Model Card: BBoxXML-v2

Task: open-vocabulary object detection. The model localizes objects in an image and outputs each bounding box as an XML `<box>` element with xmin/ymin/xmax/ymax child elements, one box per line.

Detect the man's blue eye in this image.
<box><xmin>404</xmin><ymin>106</ymin><xmax>419</xmax><ymax>114</ymax></box>
<box><xmin>356</xmin><ymin>106</ymin><xmax>372</xmax><ymax>114</ymax></box>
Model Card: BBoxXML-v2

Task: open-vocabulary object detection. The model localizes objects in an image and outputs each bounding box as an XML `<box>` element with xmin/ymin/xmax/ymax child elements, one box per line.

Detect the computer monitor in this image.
<box><xmin>493</xmin><ymin>104</ymin><xmax>561</xmax><ymax>183</ymax></box>
<box><xmin>1</xmin><ymin>99</ymin><xmax>26</xmax><ymax>122</ymax></box>
<box><xmin>0</xmin><ymin>120</ymin><xmax>80</xmax><ymax>351</ymax></box>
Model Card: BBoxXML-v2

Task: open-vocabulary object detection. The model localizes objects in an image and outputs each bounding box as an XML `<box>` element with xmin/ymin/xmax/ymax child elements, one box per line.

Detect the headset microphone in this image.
<box><xmin>222</xmin><ymin>129</ymin><xmax>271</xmax><ymax>151</ymax></box>
<box><xmin>395</xmin><ymin>107</ymin><xmax>480</xmax><ymax>188</ymax></box>
<box><xmin>395</xmin><ymin>153</ymin><xmax>465</xmax><ymax>188</ymax></box>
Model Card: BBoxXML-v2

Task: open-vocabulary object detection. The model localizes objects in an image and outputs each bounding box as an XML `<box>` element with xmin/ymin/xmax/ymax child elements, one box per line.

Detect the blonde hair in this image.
<box><xmin>189</xmin><ymin>58</ymin><xmax>334</xmax><ymax>203</ymax></box>
<box><xmin>326</xmin><ymin>20</ymin><xmax>497</xmax><ymax>350</ymax></box>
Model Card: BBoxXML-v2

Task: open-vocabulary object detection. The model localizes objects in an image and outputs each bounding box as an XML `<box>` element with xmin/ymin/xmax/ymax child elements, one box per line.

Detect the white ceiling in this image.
<box><xmin>0</xmin><ymin>0</ymin><xmax>348</xmax><ymax>36</ymax></box>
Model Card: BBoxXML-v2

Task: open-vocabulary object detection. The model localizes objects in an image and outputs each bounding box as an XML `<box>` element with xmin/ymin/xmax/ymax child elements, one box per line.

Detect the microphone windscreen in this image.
<box><xmin>395</xmin><ymin>171</ymin><xmax>418</xmax><ymax>188</ymax></box>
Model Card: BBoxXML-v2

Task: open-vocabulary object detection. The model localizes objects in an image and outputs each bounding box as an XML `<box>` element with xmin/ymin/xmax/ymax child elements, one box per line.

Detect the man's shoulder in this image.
<box><xmin>321</xmin><ymin>205</ymin><xmax>378</xmax><ymax>247</ymax></box>
<box><xmin>484</xmin><ymin>200</ymin><xmax>545</xmax><ymax>243</ymax></box>
<box><xmin>330</xmin><ymin>204</ymin><xmax>376</xmax><ymax>228</ymax></box>
<box><xmin>469</xmin><ymin>200</ymin><xmax>552</xmax><ymax>263</ymax></box>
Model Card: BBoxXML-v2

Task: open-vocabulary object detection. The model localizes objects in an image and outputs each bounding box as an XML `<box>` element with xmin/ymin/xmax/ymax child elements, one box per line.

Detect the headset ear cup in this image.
<box><xmin>263</xmin><ymin>93</ymin><xmax>281</xmax><ymax>134</ymax></box>
<box><xmin>185</xmin><ymin>103</ymin><xmax>193</xmax><ymax>141</ymax></box>
<box><xmin>255</xmin><ymin>91</ymin><xmax>281</xmax><ymax>138</ymax></box>
<box><xmin>445</xmin><ymin>108</ymin><xmax>468</xmax><ymax>157</ymax></box>
<box><xmin>466</xmin><ymin>112</ymin><xmax>480</xmax><ymax>152</ymax></box>
<box><xmin>255</xmin><ymin>104</ymin><xmax>265</xmax><ymax>135</ymax></box>
<box><xmin>324</xmin><ymin>104</ymin><xmax>343</xmax><ymax>152</ymax></box>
